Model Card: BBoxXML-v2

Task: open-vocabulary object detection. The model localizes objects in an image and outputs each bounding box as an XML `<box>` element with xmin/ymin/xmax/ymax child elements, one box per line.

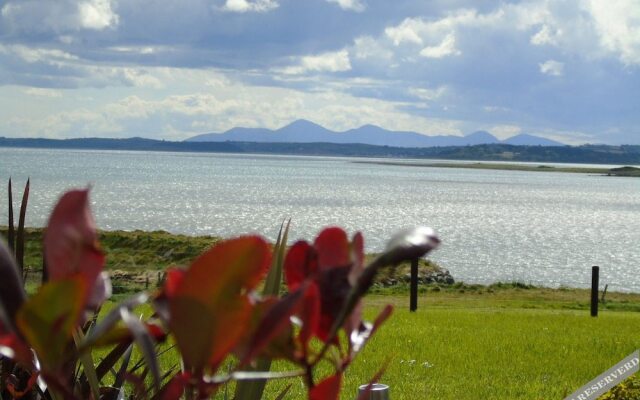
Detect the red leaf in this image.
<box><xmin>298</xmin><ymin>282</ymin><xmax>320</xmax><ymax>351</ymax></box>
<box><xmin>349</xmin><ymin>232</ymin><xmax>365</xmax><ymax>285</ymax></box>
<box><xmin>169</xmin><ymin>236</ymin><xmax>271</xmax><ymax>370</ymax></box>
<box><xmin>0</xmin><ymin>333</ymin><xmax>33</xmax><ymax>367</ymax></box>
<box><xmin>163</xmin><ymin>267</ymin><xmax>186</xmax><ymax>297</ymax></box>
<box><xmin>158</xmin><ymin>374</ymin><xmax>188</xmax><ymax>400</ymax></box>
<box><xmin>284</xmin><ymin>241</ymin><xmax>317</xmax><ymax>291</ymax></box>
<box><xmin>44</xmin><ymin>190</ymin><xmax>105</xmax><ymax>307</ymax></box>
<box><xmin>239</xmin><ymin>294</ymin><xmax>300</xmax><ymax>364</ymax></box>
<box><xmin>314</xmin><ymin>227</ymin><xmax>350</xmax><ymax>270</ymax></box>
<box><xmin>175</xmin><ymin>236</ymin><xmax>270</xmax><ymax>302</ymax></box>
<box><xmin>309</xmin><ymin>374</ymin><xmax>341</xmax><ymax>400</ymax></box>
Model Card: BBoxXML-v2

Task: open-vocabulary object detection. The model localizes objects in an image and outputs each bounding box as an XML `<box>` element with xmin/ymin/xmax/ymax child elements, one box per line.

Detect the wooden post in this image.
<box><xmin>591</xmin><ymin>266</ymin><xmax>599</xmax><ymax>317</ymax></box>
<box><xmin>410</xmin><ymin>258</ymin><xmax>418</xmax><ymax>312</ymax></box>
<box><xmin>601</xmin><ymin>284</ymin><xmax>608</xmax><ymax>304</ymax></box>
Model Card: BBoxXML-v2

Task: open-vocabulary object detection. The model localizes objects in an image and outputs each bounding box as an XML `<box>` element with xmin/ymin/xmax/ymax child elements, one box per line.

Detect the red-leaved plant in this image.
<box><xmin>0</xmin><ymin>189</ymin><xmax>439</xmax><ymax>399</ymax></box>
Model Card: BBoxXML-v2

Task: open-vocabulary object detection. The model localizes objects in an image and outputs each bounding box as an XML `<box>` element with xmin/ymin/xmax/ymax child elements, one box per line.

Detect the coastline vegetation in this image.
<box><xmin>354</xmin><ymin>161</ymin><xmax>640</xmax><ymax>176</ymax></box>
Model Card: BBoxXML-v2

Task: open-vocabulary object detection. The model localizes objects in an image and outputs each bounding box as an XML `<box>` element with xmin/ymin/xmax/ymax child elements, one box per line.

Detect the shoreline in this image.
<box><xmin>353</xmin><ymin>160</ymin><xmax>640</xmax><ymax>176</ymax></box>
<box><xmin>3</xmin><ymin>227</ymin><xmax>640</xmax><ymax>300</ymax></box>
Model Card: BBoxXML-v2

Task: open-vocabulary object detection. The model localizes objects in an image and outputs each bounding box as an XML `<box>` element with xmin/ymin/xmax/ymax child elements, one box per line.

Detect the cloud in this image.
<box><xmin>0</xmin><ymin>68</ymin><xmax>464</xmax><ymax>140</ymax></box>
<box><xmin>78</xmin><ymin>0</ymin><xmax>119</xmax><ymax>29</ymax></box>
<box><xmin>0</xmin><ymin>0</ymin><xmax>118</xmax><ymax>33</ymax></box>
<box><xmin>326</xmin><ymin>0</ymin><xmax>366</xmax><ymax>12</ymax></box>
<box><xmin>489</xmin><ymin>124</ymin><xmax>522</xmax><ymax>139</ymax></box>
<box><xmin>353</xmin><ymin>36</ymin><xmax>393</xmax><ymax>60</ymax></box>
<box><xmin>24</xmin><ymin>88</ymin><xmax>63</xmax><ymax>97</ymax></box>
<box><xmin>280</xmin><ymin>49</ymin><xmax>352</xmax><ymax>75</ymax></box>
<box><xmin>419</xmin><ymin>33</ymin><xmax>461</xmax><ymax>58</ymax></box>
<box><xmin>539</xmin><ymin>60</ymin><xmax>564</xmax><ymax>76</ymax></box>
<box><xmin>530</xmin><ymin>25</ymin><xmax>559</xmax><ymax>46</ymax></box>
<box><xmin>587</xmin><ymin>0</ymin><xmax>640</xmax><ymax>66</ymax></box>
<box><xmin>222</xmin><ymin>0</ymin><xmax>279</xmax><ymax>13</ymax></box>
<box><xmin>408</xmin><ymin>86</ymin><xmax>447</xmax><ymax>101</ymax></box>
<box><xmin>0</xmin><ymin>0</ymin><xmax>639</xmax><ymax>144</ymax></box>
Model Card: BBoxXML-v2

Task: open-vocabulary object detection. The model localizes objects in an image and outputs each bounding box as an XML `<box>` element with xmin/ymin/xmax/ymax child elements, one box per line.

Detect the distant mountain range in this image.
<box><xmin>1</xmin><ymin>137</ymin><xmax>639</xmax><ymax>164</ymax></box>
<box><xmin>187</xmin><ymin>119</ymin><xmax>565</xmax><ymax>147</ymax></box>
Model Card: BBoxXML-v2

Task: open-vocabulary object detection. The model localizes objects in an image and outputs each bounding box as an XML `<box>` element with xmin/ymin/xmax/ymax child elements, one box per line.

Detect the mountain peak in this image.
<box><xmin>504</xmin><ymin>133</ymin><xmax>564</xmax><ymax>146</ymax></box>
<box><xmin>464</xmin><ymin>130</ymin><xmax>499</xmax><ymax>144</ymax></box>
<box><xmin>282</xmin><ymin>119</ymin><xmax>324</xmax><ymax>130</ymax></box>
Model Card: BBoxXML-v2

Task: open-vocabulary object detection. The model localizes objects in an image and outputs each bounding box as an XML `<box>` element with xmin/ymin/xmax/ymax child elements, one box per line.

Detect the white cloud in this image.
<box><xmin>281</xmin><ymin>49</ymin><xmax>352</xmax><ymax>75</ymax></box>
<box><xmin>539</xmin><ymin>59</ymin><xmax>564</xmax><ymax>76</ymax></box>
<box><xmin>0</xmin><ymin>68</ymin><xmax>464</xmax><ymax>139</ymax></box>
<box><xmin>78</xmin><ymin>0</ymin><xmax>118</xmax><ymax>30</ymax></box>
<box><xmin>1</xmin><ymin>0</ymin><xmax>118</xmax><ymax>33</ymax></box>
<box><xmin>326</xmin><ymin>0</ymin><xmax>365</xmax><ymax>12</ymax></box>
<box><xmin>489</xmin><ymin>124</ymin><xmax>521</xmax><ymax>139</ymax></box>
<box><xmin>530</xmin><ymin>24</ymin><xmax>559</xmax><ymax>46</ymax></box>
<box><xmin>483</xmin><ymin>105</ymin><xmax>509</xmax><ymax>113</ymax></box>
<box><xmin>587</xmin><ymin>0</ymin><xmax>640</xmax><ymax>66</ymax></box>
<box><xmin>222</xmin><ymin>0</ymin><xmax>278</xmax><ymax>13</ymax></box>
<box><xmin>408</xmin><ymin>86</ymin><xmax>447</xmax><ymax>101</ymax></box>
<box><xmin>24</xmin><ymin>88</ymin><xmax>63</xmax><ymax>97</ymax></box>
<box><xmin>353</xmin><ymin>36</ymin><xmax>393</xmax><ymax>59</ymax></box>
<box><xmin>385</xmin><ymin>20</ymin><xmax>424</xmax><ymax>46</ymax></box>
<box><xmin>420</xmin><ymin>33</ymin><xmax>461</xmax><ymax>58</ymax></box>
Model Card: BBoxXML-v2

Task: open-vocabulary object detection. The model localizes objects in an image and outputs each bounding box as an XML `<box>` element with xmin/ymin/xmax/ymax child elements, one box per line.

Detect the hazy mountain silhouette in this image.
<box><xmin>187</xmin><ymin>119</ymin><xmax>565</xmax><ymax>147</ymax></box>
<box><xmin>502</xmin><ymin>133</ymin><xmax>564</xmax><ymax>146</ymax></box>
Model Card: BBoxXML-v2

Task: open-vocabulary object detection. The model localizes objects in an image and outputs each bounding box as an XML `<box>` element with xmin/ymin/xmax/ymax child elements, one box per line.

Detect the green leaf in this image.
<box><xmin>7</xmin><ymin>178</ymin><xmax>14</xmax><ymax>252</ymax></box>
<box><xmin>16</xmin><ymin>278</ymin><xmax>86</xmax><ymax>369</ymax></box>
<box><xmin>73</xmin><ymin>329</ymin><xmax>101</xmax><ymax>400</ymax></box>
<box><xmin>263</xmin><ymin>219</ymin><xmax>290</xmax><ymax>297</ymax></box>
<box><xmin>120</xmin><ymin>308</ymin><xmax>161</xmax><ymax>393</ymax></box>
<box><xmin>15</xmin><ymin>178</ymin><xmax>29</xmax><ymax>275</ymax></box>
<box><xmin>0</xmin><ymin>240</ymin><xmax>26</xmax><ymax>331</ymax></box>
<box><xmin>235</xmin><ymin>220</ymin><xmax>291</xmax><ymax>400</ymax></box>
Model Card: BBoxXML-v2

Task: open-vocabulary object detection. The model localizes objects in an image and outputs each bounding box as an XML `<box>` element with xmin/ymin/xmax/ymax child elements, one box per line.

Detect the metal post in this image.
<box><xmin>358</xmin><ymin>383</ymin><xmax>390</xmax><ymax>400</ymax></box>
<box><xmin>591</xmin><ymin>266</ymin><xmax>599</xmax><ymax>317</ymax></box>
<box><xmin>410</xmin><ymin>258</ymin><xmax>418</xmax><ymax>312</ymax></box>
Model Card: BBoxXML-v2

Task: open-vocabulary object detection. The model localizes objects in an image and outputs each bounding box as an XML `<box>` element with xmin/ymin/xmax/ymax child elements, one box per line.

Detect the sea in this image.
<box><xmin>1</xmin><ymin>147</ymin><xmax>639</xmax><ymax>292</ymax></box>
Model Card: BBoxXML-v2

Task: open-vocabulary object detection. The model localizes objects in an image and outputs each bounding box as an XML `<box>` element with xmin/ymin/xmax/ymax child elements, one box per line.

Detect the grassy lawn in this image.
<box><xmin>256</xmin><ymin>293</ymin><xmax>640</xmax><ymax>399</ymax></box>
<box><xmin>5</xmin><ymin>227</ymin><xmax>638</xmax><ymax>398</ymax></box>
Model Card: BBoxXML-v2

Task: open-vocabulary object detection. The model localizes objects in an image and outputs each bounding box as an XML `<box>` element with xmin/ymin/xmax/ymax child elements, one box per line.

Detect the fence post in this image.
<box><xmin>410</xmin><ymin>258</ymin><xmax>418</xmax><ymax>312</ymax></box>
<box><xmin>591</xmin><ymin>266</ymin><xmax>599</xmax><ymax>317</ymax></box>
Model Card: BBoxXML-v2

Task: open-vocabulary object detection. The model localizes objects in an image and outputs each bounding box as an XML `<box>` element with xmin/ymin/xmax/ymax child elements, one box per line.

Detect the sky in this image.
<box><xmin>0</xmin><ymin>0</ymin><xmax>639</xmax><ymax>145</ymax></box>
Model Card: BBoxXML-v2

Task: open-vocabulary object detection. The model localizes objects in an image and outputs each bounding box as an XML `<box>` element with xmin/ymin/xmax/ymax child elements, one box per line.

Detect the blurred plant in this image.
<box><xmin>6</xmin><ymin>178</ymin><xmax>30</xmax><ymax>281</ymax></box>
<box><xmin>0</xmin><ymin>189</ymin><xmax>440</xmax><ymax>399</ymax></box>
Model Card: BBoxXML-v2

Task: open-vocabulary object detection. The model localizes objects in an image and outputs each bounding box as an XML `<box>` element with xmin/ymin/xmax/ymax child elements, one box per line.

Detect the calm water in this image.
<box><xmin>1</xmin><ymin>148</ymin><xmax>639</xmax><ymax>292</ymax></box>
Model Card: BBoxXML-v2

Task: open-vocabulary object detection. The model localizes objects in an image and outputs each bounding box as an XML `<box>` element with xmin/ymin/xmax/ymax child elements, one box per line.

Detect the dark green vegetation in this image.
<box><xmin>1</xmin><ymin>227</ymin><xmax>446</xmax><ymax>294</ymax></box>
<box><xmin>355</xmin><ymin>161</ymin><xmax>640</xmax><ymax>176</ymax></box>
<box><xmin>608</xmin><ymin>166</ymin><xmax>640</xmax><ymax>177</ymax></box>
<box><xmin>1</xmin><ymin>136</ymin><xmax>640</xmax><ymax>164</ymax></box>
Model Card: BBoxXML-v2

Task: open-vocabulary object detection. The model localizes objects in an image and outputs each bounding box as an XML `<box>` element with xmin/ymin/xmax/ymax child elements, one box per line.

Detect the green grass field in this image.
<box><xmin>5</xmin><ymin>227</ymin><xmax>639</xmax><ymax>398</ymax></box>
<box><xmin>249</xmin><ymin>294</ymin><xmax>639</xmax><ymax>400</ymax></box>
<box><xmin>108</xmin><ymin>290</ymin><xmax>639</xmax><ymax>399</ymax></box>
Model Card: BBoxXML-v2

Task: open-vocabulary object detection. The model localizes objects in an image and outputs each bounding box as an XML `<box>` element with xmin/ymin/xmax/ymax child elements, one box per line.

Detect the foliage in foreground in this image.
<box><xmin>0</xmin><ymin>188</ymin><xmax>440</xmax><ymax>399</ymax></box>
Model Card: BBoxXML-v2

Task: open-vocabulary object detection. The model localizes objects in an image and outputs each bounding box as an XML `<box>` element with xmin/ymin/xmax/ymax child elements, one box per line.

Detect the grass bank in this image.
<box><xmin>354</xmin><ymin>161</ymin><xmax>640</xmax><ymax>176</ymax></box>
<box><xmin>4</xmin><ymin>227</ymin><xmax>639</xmax><ymax>398</ymax></box>
<box><xmin>113</xmin><ymin>291</ymin><xmax>640</xmax><ymax>399</ymax></box>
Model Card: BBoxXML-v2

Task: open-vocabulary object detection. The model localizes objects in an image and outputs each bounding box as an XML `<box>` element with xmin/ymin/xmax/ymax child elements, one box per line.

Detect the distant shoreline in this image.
<box><xmin>353</xmin><ymin>160</ymin><xmax>640</xmax><ymax>177</ymax></box>
<box><xmin>1</xmin><ymin>137</ymin><xmax>640</xmax><ymax>165</ymax></box>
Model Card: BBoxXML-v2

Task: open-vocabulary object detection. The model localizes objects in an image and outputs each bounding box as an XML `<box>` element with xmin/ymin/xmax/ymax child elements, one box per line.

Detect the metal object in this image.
<box><xmin>358</xmin><ymin>383</ymin><xmax>390</xmax><ymax>400</ymax></box>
